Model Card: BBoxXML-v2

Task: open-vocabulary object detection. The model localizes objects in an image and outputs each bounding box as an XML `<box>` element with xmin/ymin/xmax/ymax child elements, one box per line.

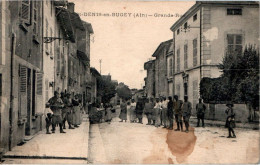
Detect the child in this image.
<box><xmin>227</xmin><ymin>114</ymin><xmax>236</xmax><ymax>138</ymax></box>
<box><xmin>45</xmin><ymin>113</ymin><xmax>52</xmax><ymax>134</ymax></box>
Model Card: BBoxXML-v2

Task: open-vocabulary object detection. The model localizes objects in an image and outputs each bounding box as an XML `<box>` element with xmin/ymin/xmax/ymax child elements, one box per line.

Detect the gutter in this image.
<box><xmin>9</xmin><ymin>33</ymin><xmax>16</xmax><ymax>151</ymax></box>
<box><xmin>199</xmin><ymin>8</ymin><xmax>202</xmax><ymax>98</ymax></box>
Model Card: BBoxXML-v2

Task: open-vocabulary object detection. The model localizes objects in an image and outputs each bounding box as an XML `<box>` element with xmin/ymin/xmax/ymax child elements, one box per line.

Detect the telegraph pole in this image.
<box><xmin>99</xmin><ymin>59</ymin><xmax>102</xmax><ymax>74</ymax></box>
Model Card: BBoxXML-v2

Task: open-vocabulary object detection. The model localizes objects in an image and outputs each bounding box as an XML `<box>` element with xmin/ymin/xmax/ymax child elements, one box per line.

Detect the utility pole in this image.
<box><xmin>99</xmin><ymin>59</ymin><xmax>102</xmax><ymax>74</ymax></box>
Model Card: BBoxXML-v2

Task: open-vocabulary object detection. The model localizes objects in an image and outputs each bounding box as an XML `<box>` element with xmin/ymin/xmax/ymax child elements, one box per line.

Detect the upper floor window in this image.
<box><xmin>177</xmin><ymin>29</ymin><xmax>180</xmax><ymax>35</ymax></box>
<box><xmin>227</xmin><ymin>8</ymin><xmax>242</xmax><ymax>15</ymax></box>
<box><xmin>184</xmin><ymin>44</ymin><xmax>188</xmax><ymax>69</ymax></box>
<box><xmin>32</xmin><ymin>1</ymin><xmax>38</xmax><ymax>35</ymax></box>
<box><xmin>20</xmin><ymin>0</ymin><xmax>31</xmax><ymax>24</ymax></box>
<box><xmin>193</xmin><ymin>38</ymin><xmax>197</xmax><ymax>66</ymax></box>
<box><xmin>227</xmin><ymin>34</ymin><xmax>243</xmax><ymax>55</ymax></box>
<box><xmin>193</xmin><ymin>14</ymin><xmax>197</xmax><ymax>21</ymax></box>
<box><xmin>168</xmin><ymin>58</ymin><xmax>173</xmax><ymax>77</ymax></box>
<box><xmin>177</xmin><ymin>49</ymin><xmax>180</xmax><ymax>72</ymax></box>
<box><xmin>184</xmin><ymin>22</ymin><xmax>188</xmax><ymax>29</ymax></box>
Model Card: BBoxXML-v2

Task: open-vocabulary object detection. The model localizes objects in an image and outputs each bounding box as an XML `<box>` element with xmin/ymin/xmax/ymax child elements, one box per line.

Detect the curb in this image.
<box><xmin>2</xmin><ymin>155</ymin><xmax>88</xmax><ymax>161</ymax></box>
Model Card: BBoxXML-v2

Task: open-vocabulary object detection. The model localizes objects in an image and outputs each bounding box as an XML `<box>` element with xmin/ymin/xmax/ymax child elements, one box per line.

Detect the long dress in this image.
<box><xmin>72</xmin><ymin>99</ymin><xmax>81</xmax><ymax>125</ymax></box>
<box><xmin>105</xmin><ymin>106</ymin><xmax>112</xmax><ymax>122</ymax></box>
<box><xmin>153</xmin><ymin>103</ymin><xmax>161</xmax><ymax>127</ymax></box>
<box><xmin>119</xmin><ymin>102</ymin><xmax>127</xmax><ymax>120</ymax></box>
<box><xmin>130</xmin><ymin>102</ymin><xmax>137</xmax><ymax>122</ymax></box>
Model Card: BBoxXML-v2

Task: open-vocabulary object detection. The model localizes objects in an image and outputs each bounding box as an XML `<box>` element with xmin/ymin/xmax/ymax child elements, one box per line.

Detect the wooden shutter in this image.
<box><xmin>32</xmin><ymin>1</ymin><xmax>38</xmax><ymax>35</ymax></box>
<box><xmin>36</xmin><ymin>73</ymin><xmax>43</xmax><ymax>95</ymax></box>
<box><xmin>19</xmin><ymin>65</ymin><xmax>27</xmax><ymax>118</ymax></box>
<box><xmin>21</xmin><ymin>0</ymin><xmax>31</xmax><ymax>24</ymax></box>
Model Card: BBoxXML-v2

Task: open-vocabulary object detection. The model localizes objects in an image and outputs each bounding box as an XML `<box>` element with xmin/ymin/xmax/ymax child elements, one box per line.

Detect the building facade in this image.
<box><xmin>144</xmin><ymin>60</ymin><xmax>155</xmax><ymax>98</ymax></box>
<box><xmin>0</xmin><ymin>0</ymin><xmax>44</xmax><ymax>152</ymax></box>
<box><xmin>152</xmin><ymin>39</ymin><xmax>172</xmax><ymax>98</ymax></box>
<box><xmin>170</xmin><ymin>1</ymin><xmax>259</xmax><ymax>114</ymax></box>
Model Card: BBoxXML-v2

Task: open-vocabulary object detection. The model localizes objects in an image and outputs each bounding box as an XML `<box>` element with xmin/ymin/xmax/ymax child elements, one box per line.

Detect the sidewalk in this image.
<box><xmin>189</xmin><ymin>116</ymin><xmax>259</xmax><ymax>129</ymax></box>
<box><xmin>3</xmin><ymin>115</ymin><xmax>90</xmax><ymax>163</ymax></box>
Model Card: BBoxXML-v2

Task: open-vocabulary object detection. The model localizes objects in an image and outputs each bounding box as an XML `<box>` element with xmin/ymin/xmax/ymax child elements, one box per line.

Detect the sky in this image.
<box><xmin>71</xmin><ymin>0</ymin><xmax>195</xmax><ymax>89</ymax></box>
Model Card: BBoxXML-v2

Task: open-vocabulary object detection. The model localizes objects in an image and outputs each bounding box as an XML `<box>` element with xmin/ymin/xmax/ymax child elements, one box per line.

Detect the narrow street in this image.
<box><xmin>88</xmin><ymin>107</ymin><xmax>259</xmax><ymax>164</ymax></box>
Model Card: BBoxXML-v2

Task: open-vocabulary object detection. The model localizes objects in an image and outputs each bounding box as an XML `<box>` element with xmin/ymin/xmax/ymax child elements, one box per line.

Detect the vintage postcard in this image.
<box><xmin>0</xmin><ymin>0</ymin><xmax>259</xmax><ymax>164</ymax></box>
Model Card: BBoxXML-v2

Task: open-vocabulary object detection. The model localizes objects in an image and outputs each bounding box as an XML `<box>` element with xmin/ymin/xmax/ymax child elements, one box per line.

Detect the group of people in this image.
<box><xmin>119</xmin><ymin>95</ymin><xmax>207</xmax><ymax>133</ymax></box>
<box><xmin>45</xmin><ymin>91</ymin><xmax>84</xmax><ymax>134</ymax></box>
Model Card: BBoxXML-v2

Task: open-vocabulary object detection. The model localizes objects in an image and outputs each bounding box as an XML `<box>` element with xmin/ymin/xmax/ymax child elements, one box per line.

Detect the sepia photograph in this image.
<box><xmin>0</xmin><ymin>0</ymin><xmax>259</xmax><ymax>164</ymax></box>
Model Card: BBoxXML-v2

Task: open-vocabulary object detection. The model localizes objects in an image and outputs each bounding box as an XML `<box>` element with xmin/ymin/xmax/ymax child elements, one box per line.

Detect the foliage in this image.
<box><xmin>116</xmin><ymin>84</ymin><xmax>132</xmax><ymax>101</ymax></box>
<box><xmin>97</xmin><ymin>76</ymin><xmax>116</xmax><ymax>104</ymax></box>
<box><xmin>200</xmin><ymin>45</ymin><xmax>259</xmax><ymax>106</ymax></box>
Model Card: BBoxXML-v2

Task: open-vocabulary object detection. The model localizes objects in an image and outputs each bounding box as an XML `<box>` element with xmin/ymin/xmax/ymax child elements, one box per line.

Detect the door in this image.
<box><xmin>25</xmin><ymin>68</ymin><xmax>31</xmax><ymax>136</ymax></box>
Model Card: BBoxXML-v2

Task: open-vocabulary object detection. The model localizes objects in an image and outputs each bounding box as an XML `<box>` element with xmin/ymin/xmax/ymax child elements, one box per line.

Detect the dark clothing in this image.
<box><xmin>45</xmin><ymin>113</ymin><xmax>52</xmax><ymax>133</ymax></box>
<box><xmin>196</xmin><ymin>102</ymin><xmax>206</xmax><ymax>127</ymax></box>
<box><xmin>167</xmin><ymin>100</ymin><xmax>174</xmax><ymax>129</ymax></box>
<box><xmin>182</xmin><ymin>101</ymin><xmax>192</xmax><ymax>131</ymax></box>
<box><xmin>136</xmin><ymin>101</ymin><xmax>144</xmax><ymax>122</ymax></box>
<box><xmin>144</xmin><ymin>102</ymin><xmax>154</xmax><ymax>124</ymax></box>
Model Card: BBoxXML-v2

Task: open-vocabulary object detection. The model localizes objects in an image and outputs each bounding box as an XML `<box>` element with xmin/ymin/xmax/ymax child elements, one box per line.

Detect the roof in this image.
<box><xmin>90</xmin><ymin>67</ymin><xmax>101</xmax><ymax>77</ymax></box>
<box><xmin>152</xmin><ymin>39</ymin><xmax>173</xmax><ymax>57</ymax></box>
<box><xmin>144</xmin><ymin>59</ymin><xmax>155</xmax><ymax>70</ymax></box>
<box><xmin>82</xmin><ymin>21</ymin><xmax>94</xmax><ymax>34</ymax></box>
<box><xmin>56</xmin><ymin>7</ymin><xmax>85</xmax><ymax>42</ymax></box>
<box><xmin>170</xmin><ymin>1</ymin><xmax>259</xmax><ymax>31</ymax></box>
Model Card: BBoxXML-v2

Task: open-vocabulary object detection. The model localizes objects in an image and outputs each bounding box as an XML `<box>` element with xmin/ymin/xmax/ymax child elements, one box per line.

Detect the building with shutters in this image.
<box><xmin>144</xmin><ymin>60</ymin><xmax>155</xmax><ymax>98</ymax></box>
<box><xmin>0</xmin><ymin>0</ymin><xmax>44</xmax><ymax>152</ymax></box>
<box><xmin>170</xmin><ymin>1</ymin><xmax>259</xmax><ymax>115</ymax></box>
<box><xmin>152</xmin><ymin>39</ymin><xmax>173</xmax><ymax>98</ymax></box>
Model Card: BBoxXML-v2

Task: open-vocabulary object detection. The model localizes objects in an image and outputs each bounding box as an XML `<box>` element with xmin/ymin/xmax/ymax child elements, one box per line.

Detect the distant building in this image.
<box><xmin>152</xmin><ymin>39</ymin><xmax>173</xmax><ymax>98</ymax></box>
<box><xmin>170</xmin><ymin>1</ymin><xmax>259</xmax><ymax>114</ymax></box>
<box><xmin>90</xmin><ymin>67</ymin><xmax>101</xmax><ymax>104</ymax></box>
<box><xmin>144</xmin><ymin>60</ymin><xmax>155</xmax><ymax>98</ymax></box>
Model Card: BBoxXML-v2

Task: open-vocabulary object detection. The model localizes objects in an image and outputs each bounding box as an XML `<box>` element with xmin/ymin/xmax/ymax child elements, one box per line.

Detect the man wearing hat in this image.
<box><xmin>46</xmin><ymin>91</ymin><xmax>66</xmax><ymax>133</ymax></box>
<box><xmin>167</xmin><ymin>96</ymin><xmax>174</xmax><ymax>130</ymax></box>
<box><xmin>173</xmin><ymin>95</ymin><xmax>183</xmax><ymax>131</ymax></box>
<box><xmin>196</xmin><ymin>98</ymin><xmax>206</xmax><ymax>127</ymax></box>
<box><xmin>182</xmin><ymin>96</ymin><xmax>192</xmax><ymax>133</ymax></box>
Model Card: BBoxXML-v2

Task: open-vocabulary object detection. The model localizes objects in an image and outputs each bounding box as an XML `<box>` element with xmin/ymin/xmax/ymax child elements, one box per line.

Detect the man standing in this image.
<box><xmin>62</xmin><ymin>93</ymin><xmax>74</xmax><ymax>129</ymax></box>
<box><xmin>196</xmin><ymin>98</ymin><xmax>206</xmax><ymax>127</ymax></box>
<box><xmin>144</xmin><ymin>98</ymin><xmax>154</xmax><ymax>125</ymax></box>
<box><xmin>174</xmin><ymin>95</ymin><xmax>183</xmax><ymax>131</ymax></box>
<box><xmin>182</xmin><ymin>96</ymin><xmax>192</xmax><ymax>133</ymax></box>
<box><xmin>161</xmin><ymin>97</ymin><xmax>168</xmax><ymax>128</ymax></box>
<box><xmin>167</xmin><ymin>96</ymin><xmax>174</xmax><ymax>130</ymax></box>
<box><xmin>46</xmin><ymin>91</ymin><xmax>66</xmax><ymax>133</ymax></box>
<box><xmin>136</xmin><ymin>97</ymin><xmax>145</xmax><ymax>124</ymax></box>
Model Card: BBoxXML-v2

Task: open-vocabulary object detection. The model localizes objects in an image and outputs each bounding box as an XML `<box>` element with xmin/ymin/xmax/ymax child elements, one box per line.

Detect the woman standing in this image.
<box><xmin>119</xmin><ymin>100</ymin><xmax>127</xmax><ymax>122</ymax></box>
<box><xmin>225</xmin><ymin>103</ymin><xmax>236</xmax><ymax>138</ymax></box>
<box><xmin>129</xmin><ymin>99</ymin><xmax>137</xmax><ymax>123</ymax></box>
<box><xmin>153</xmin><ymin>98</ymin><xmax>161</xmax><ymax>128</ymax></box>
<box><xmin>72</xmin><ymin>95</ymin><xmax>81</xmax><ymax>128</ymax></box>
<box><xmin>105</xmin><ymin>103</ymin><xmax>113</xmax><ymax>123</ymax></box>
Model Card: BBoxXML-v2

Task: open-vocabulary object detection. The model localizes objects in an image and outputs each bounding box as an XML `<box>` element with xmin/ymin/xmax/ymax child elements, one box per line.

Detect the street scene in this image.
<box><xmin>0</xmin><ymin>0</ymin><xmax>259</xmax><ymax>164</ymax></box>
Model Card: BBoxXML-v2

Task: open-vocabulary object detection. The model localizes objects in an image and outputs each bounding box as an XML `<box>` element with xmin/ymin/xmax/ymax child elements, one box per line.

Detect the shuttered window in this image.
<box><xmin>177</xmin><ymin>49</ymin><xmax>180</xmax><ymax>72</ymax></box>
<box><xmin>227</xmin><ymin>34</ymin><xmax>243</xmax><ymax>56</ymax></box>
<box><xmin>36</xmin><ymin>73</ymin><xmax>43</xmax><ymax>95</ymax></box>
<box><xmin>21</xmin><ymin>0</ymin><xmax>31</xmax><ymax>24</ymax></box>
<box><xmin>193</xmin><ymin>80</ymin><xmax>198</xmax><ymax>109</ymax></box>
<box><xmin>19</xmin><ymin>65</ymin><xmax>28</xmax><ymax>118</ymax></box>
<box><xmin>193</xmin><ymin>38</ymin><xmax>197</xmax><ymax>67</ymax></box>
<box><xmin>32</xmin><ymin>1</ymin><xmax>38</xmax><ymax>35</ymax></box>
<box><xmin>184</xmin><ymin>44</ymin><xmax>188</xmax><ymax>69</ymax></box>
<box><xmin>19</xmin><ymin>65</ymin><xmax>27</xmax><ymax>93</ymax></box>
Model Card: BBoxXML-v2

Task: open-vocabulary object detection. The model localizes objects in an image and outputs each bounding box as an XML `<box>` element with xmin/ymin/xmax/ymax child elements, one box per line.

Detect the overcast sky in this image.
<box><xmin>71</xmin><ymin>0</ymin><xmax>195</xmax><ymax>89</ymax></box>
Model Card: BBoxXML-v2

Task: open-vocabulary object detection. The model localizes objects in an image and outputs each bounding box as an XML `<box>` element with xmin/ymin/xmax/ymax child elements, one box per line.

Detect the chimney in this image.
<box><xmin>67</xmin><ymin>2</ymin><xmax>75</xmax><ymax>13</ymax></box>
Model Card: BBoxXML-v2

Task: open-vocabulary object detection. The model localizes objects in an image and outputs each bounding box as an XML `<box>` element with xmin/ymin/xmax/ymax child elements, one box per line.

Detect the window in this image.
<box><xmin>177</xmin><ymin>29</ymin><xmax>180</xmax><ymax>35</ymax></box>
<box><xmin>177</xmin><ymin>49</ymin><xmax>180</xmax><ymax>72</ymax></box>
<box><xmin>192</xmin><ymin>80</ymin><xmax>198</xmax><ymax>109</ymax></box>
<box><xmin>45</xmin><ymin>19</ymin><xmax>48</xmax><ymax>51</ymax></box>
<box><xmin>227</xmin><ymin>34</ymin><xmax>243</xmax><ymax>55</ymax></box>
<box><xmin>227</xmin><ymin>8</ymin><xmax>242</xmax><ymax>15</ymax></box>
<box><xmin>169</xmin><ymin>58</ymin><xmax>173</xmax><ymax>77</ymax></box>
<box><xmin>32</xmin><ymin>2</ymin><xmax>38</xmax><ymax>35</ymax></box>
<box><xmin>193</xmin><ymin>14</ymin><xmax>197</xmax><ymax>21</ymax></box>
<box><xmin>20</xmin><ymin>0</ymin><xmax>31</xmax><ymax>24</ymax></box>
<box><xmin>184</xmin><ymin>44</ymin><xmax>188</xmax><ymax>69</ymax></box>
<box><xmin>193</xmin><ymin>38</ymin><xmax>197</xmax><ymax>66</ymax></box>
<box><xmin>184</xmin><ymin>22</ymin><xmax>188</xmax><ymax>29</ymax></box>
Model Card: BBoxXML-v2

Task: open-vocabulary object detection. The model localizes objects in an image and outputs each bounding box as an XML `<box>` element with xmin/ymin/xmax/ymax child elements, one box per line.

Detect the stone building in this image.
<box><xmin>170</xmin><ymin>1</ymin><xmax>259</xmax><ymax>117</ymax></box>
<box><xmin>0</xmin><ymin>0</ymin><xmax>43</xmax><ymax>152</ymax></box>
<box><xmin>152</xmin><ymin>39</ymin><xmax>173</xmax><ymax>98</ymax></box>
<box><xmin>90</xmin><ymin>67</ymin><xmax>101</xmax><ymax>104</ymax></box>
<box><xmin>144</xmin><ymin>60</ymin><xmax>155</xmax><ymax>98</ymax></box>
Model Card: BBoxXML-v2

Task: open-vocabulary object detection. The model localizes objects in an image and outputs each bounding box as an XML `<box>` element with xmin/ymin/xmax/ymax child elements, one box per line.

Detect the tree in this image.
<box><xmin>97</xmin><ymin>76</ymin><xmax>116</xmax><ymax>104</ymax></box>
<box><xmin>116</xmin><ymin>83</ymin><xmax>132</xmax><ymax>101</ymax></box>
<box><xmin>200</xmin><ymin>45</ymin><xmax>259</xmax><ymax>107</ymax></box>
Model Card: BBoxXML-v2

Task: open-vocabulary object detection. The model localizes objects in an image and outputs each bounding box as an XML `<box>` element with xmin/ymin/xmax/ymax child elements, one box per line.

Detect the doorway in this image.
<box><xmin>25</xmin><ymin>68</ymin><xmax>31</xmax><ymax>136</ymax></box>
